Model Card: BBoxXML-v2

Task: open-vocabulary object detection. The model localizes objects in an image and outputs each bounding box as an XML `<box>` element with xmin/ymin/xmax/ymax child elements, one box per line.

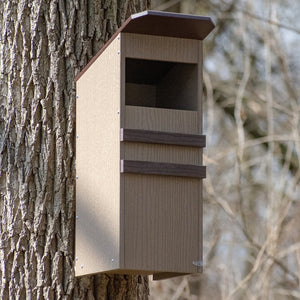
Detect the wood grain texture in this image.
<box><xmin>123</xmin><ymin>142</ymin><xmax>202</xmax><ymax>165</ymax></box>
<box><xmin>76</xmin><ymin>36</ymin><xmax>121</xmax><ymax>276</ymax></box>
<box><xmin>122</xmin><ymin>32</ymin><xmax>198</xmax><ymax>63</ymax></box>
<box><xmin>121</xmin><ymin>128</ymin><xmax>206</xmax><ymax>147</ymax></box>
<box><xmin>121</xmin><ymin>160</ymin><xmax>206</xmax><ymax>178</ymax></box>
<box><xmin>124</xmin><ymin>106</ymin><xmax>199</xmax><ymax>134</ymax></box>
<box><xmin>123</xmin><ymin>174</ymin><xmax>201</xmax><ymax>273</ymax></box>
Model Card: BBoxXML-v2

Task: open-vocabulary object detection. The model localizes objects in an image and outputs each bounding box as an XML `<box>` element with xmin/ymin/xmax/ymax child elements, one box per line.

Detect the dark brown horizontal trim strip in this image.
<box><xmin>121</xmin><ymin>128</ymin><xmax>206</xmax><ymax>147</ymax></box>
<box><xmin>121</xmin><ymin>160</ymin><xmax>206</xmax><ymax>179</ymax></box>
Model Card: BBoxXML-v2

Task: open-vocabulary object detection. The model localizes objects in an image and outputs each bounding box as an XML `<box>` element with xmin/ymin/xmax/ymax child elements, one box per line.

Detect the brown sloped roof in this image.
<box><xmin>122</xmin><ymin>10</ymin><xmax>215</xmax><ymax>40</ymax></box>
<box><xmin>75</xmin><ymin>10</ymin><xmax>215</xmax><ymax>81</ymax></box>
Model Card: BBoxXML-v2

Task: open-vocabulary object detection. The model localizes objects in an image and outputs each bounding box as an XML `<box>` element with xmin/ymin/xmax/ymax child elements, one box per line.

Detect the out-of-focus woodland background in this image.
<box><xmin>150</xmin><ymin>0</ymin><xmax>300</xmax><ymax>299</ymax></box>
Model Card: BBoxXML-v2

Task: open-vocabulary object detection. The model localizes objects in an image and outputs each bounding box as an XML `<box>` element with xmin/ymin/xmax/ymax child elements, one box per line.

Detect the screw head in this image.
<box><xmin>81</xmin><ymin>264</ymin><xmax>84</xmax><ymax>269</ymax></box>
<box><xmin>111</xmin><ymin>258</ymin><xmax>114</xmax><ymax>262</ymax></box>
<box><xmin>76</xmin><ymin>216</ymin><xmax>79</xmax><ymax>219</ymax></box>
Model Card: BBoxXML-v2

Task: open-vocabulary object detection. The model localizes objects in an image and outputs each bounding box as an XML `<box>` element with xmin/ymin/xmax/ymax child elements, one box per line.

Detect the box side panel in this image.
<box><xmin>76</xmin><ymin>37</ymin><xmax>121</xmax><ymax>276</ymax></box>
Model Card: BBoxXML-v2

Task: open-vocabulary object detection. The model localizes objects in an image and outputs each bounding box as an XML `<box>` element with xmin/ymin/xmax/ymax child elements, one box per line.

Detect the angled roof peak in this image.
<box><xmin>75</xmin><ymin>11</ymin><xmax>215</xmax><ymax>81</ymax></box>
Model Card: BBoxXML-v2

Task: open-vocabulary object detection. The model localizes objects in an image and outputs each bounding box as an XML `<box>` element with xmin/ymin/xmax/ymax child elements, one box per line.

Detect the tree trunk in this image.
<box><xmin>0</xmin><ymin>0</ymin><xmax>150</xmax><ymax>299</ymax></box>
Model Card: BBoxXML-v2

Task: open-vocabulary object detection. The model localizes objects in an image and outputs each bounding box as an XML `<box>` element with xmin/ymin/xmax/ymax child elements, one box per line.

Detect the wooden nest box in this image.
<box><xmin>75</xmin><ymin>10</ymin><xmax>215</xmax><ymax>280</ymax></box>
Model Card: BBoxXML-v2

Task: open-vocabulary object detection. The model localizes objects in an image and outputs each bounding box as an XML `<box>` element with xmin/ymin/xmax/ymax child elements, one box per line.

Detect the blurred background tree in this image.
<box><xmin>150</xmin><ymin>1</ymin><xmax>300</xmax><ymax>299</ymax></box>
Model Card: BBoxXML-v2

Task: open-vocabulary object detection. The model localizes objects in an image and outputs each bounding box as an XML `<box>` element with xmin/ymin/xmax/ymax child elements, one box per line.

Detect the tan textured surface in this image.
<box><xmin>76</xmin><ymin>37</ymin><xmax>121</xmax><ymax>276</ymax></box>
<box><xmin>123</xmin><ymin>174</ymin><xmax>200</xmax><ymax>273</ymax></box>
<box><xmin>122</xmin><ymin>32</ymin><xmax>198</xmax><ymax>63</ymax></box>
<box><xmin>124</xmin><ymin>106</ymin><xmax>199</xmax><ymax>134</ymax></box>
<box><xmin>123</xmin><ymin>143</ymin><xmax>202</xmax><ymax>165</ymax></box>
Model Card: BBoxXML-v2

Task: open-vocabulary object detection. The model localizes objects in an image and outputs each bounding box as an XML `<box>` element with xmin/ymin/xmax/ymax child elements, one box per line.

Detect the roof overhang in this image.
<box><xmin>123</xmin><ymin>10</ymin><xmax>215</xmax><ymax>40</ymax></box>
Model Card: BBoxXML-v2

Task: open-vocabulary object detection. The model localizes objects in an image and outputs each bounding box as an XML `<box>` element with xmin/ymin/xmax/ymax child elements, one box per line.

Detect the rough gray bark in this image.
<box><xmin>0</xmin><ymin>0</ymin><xmax>150</xmax><ymax>299</ymax></box>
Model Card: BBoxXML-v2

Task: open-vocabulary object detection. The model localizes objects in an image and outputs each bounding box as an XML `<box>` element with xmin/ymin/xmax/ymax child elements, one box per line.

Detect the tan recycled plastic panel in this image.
<box><xmin>75</xmin><ymin>37</ymin><xmax>121</xmax><ymax>276</ymax></box>
<box><xmin>122</xmin><ymin>33</ymin><xmax>198</xmax><ymax>63</ymax></box>
<box><xmin>124</xmin><ymin>106</ymin><xmax>199</xmax><ymax>134</ymax></box>
<box><xmin>123</xmin><ymin>174</ymin><xmax>200</xmax><ymax>274</ymax></box>
<box><xmin>124</xmin><ymin>142</ymin><xmax>202</xmax><ymax>165</ymax></box>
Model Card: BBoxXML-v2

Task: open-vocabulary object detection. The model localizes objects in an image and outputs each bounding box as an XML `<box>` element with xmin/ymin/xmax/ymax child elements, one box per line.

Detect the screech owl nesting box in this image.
<box><xmin>75</xmin><ymin>10</ymin><xmax>214</xmax><ymax>280</ymax></box>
